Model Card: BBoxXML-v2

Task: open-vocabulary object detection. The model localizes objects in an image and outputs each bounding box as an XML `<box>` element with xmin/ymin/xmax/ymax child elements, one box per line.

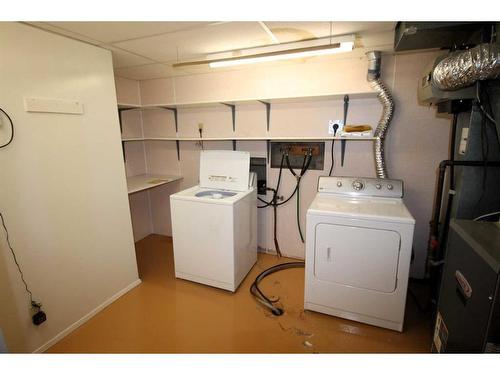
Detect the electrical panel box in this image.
<box><xmin>270</xmin><ymin>142</ymin><xmax>325</xmax><ymax>170</ymax></box>
<box><xmin>250</xmin><ymin>157</ymin><xmax>267</xmax><ymax>195</ymax></box>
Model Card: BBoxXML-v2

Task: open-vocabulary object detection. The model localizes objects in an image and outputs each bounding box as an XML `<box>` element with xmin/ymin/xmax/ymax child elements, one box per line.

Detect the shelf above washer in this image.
<box><xmin>127</xmin><ymin>174</ymin><xmax>182</xmax><ymax>194</ymax></box>
<box><xmin>117</xmin><ymin>91</ymin><xmax>377</xmax><ymax>111</ymax></box>
<box><xmin>121</xmin><ymin>136</ymin><xmax>377</xmax><ymax>142</ymax></box>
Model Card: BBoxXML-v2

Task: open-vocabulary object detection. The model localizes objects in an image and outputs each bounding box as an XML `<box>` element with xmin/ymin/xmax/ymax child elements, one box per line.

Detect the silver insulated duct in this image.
<box><xmin>432</xmin><ymin>43</ymin><xmax>500</xmax><ymax>91</ymax></box>
<box><xmin>366</xmin><ymin>51</ymin><xmax>394</xmax><ymax>179</ymax></box>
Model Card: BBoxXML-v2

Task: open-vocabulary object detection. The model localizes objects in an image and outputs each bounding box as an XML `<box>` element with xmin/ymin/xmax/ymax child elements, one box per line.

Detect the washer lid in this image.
<box><xmin>308</xmin><ymin>194</ymin><xmax>415</xmax><ymax>224</ymax></box>
<box><xmin>200</xmin><ymin>150</ymin><xmax>250</xmax><ymax>192</ymax></box>
<box><xmin>170</xmin><ymin>185</ymin><xmax>253</xmax><ymax>205</ymax></box>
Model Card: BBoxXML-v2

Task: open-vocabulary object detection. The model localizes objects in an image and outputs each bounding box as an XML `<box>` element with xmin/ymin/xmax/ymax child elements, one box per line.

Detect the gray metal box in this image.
<box><xmin>433</xmin><ymin>219</ymin><xmax>500</xmax><ymax>352</ymax></box>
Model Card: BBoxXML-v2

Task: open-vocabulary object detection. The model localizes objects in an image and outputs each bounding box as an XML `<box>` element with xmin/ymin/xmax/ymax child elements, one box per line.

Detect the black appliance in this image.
<box><xmin>433</xmin><ymin>219</ymin><xmax>500</xmax><ymax>352</ymax></box>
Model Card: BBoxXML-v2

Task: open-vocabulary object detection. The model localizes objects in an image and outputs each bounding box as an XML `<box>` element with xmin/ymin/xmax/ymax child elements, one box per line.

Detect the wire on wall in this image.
<box><xmin>0</xmin><ymin>106</ymin><xmax>45</xmax><ymax>324</ymax></box>
<box><xmin>0</xmin><ymin>212</ymin><xmax>39</xmax><ymax>307</ymax></box>
<box><xmin>0</xmin><ymin>107</ymin><xmax>14</xmax><ymax>149</ymax></box>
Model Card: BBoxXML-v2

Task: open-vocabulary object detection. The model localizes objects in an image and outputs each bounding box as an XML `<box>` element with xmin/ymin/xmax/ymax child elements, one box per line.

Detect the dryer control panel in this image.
<box><xmin>317</xmin><ymin>176</ymin><xmax>404</xmax><ymax>198</ymax></box>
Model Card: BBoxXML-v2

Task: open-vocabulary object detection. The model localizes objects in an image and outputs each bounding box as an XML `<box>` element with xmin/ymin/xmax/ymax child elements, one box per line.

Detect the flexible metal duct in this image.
<box><xmin>366</xmin><ymin>51</ymin><xmax>395</xmax><ymax>179</ymax></box>
<box><xmin>432</xmin><ymin>43</ymin><xmax>500</xmax><ymax>91</ymax></box>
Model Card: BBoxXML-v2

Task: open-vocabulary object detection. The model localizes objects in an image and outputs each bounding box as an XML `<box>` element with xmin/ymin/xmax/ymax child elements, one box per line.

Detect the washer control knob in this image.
<box><xmin>375</xmin><ymin>184</ymin><xmax>382</xmax><ymax>190</ymax></box>
<box><xmin>337</xmin><ymin>181</ymin><xmax>342</xmax><ymax>187</ymax></box>
<box><xmin>352</xmin><ymin>180</ymin><xmax>364</xmax><ymax>191</ymax></box>
<box><xmin>387</xmin><ymin>184</ymin><xmax>393</xmax><ymax>190</ymax></box>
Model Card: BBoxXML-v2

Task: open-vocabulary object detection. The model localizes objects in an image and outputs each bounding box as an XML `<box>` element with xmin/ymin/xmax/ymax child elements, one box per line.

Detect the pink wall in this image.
<box><xmin>117</xmin><ymin>50</ymin><xmax>450</xmax><ymax>278</ymax></box>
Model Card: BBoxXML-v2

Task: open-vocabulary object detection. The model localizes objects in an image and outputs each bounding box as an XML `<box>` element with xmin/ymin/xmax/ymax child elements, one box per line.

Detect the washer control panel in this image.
<box><xmin>318</xmin><ymin>176</ymin><xmax>403</xmax><ymax>198</ymax></box>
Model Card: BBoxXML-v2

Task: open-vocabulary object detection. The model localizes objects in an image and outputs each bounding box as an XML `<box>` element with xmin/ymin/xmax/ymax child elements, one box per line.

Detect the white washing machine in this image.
<box><xmin>304</xmin><ymin>176</ymin><xmax>415</xmax><ymax>331</ymax></box>
<box><xmin>170</xmin><ymin>150</ymin><xmax>257</xmax><ymax>292</ymax></box>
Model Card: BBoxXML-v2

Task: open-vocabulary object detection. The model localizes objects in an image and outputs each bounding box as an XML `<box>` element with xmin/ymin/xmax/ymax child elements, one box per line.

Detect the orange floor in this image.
<box><xmin>47</xmin><ymin>234</ymin><xmax>432</xmax><ymax>353</ymax></box>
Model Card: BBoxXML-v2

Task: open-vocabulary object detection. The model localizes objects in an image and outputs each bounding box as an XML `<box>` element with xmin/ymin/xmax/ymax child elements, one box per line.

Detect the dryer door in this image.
<box><xmin>314</xmin><ymin>223</ymin><xmax>401</xmax><ymax>293</ymax></box>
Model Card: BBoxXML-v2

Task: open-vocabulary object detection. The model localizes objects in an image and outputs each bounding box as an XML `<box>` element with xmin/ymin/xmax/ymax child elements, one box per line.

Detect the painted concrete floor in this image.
<box><xmin>47</xmin><ymin>234</ymin><xmax>432</xmax><ymax>353</ymax></box>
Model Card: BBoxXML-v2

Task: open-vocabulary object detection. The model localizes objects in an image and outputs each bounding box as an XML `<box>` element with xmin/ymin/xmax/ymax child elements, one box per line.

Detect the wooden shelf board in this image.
<box><xmin>122</xmin><ymin>136</ymin><xmax>377</xmax><ymax>142</ymax></box>
<box><xmin>118</xmin><ymin>103</ymin><xmax>141</xmax><ymax>109</ymax></box>
<box><xmin>127</xmin><ymin>174</ymin><xmax>182</xmax><ymax>194</ymax></box>
<box><xmin>129</xmin><ymin>91</ymin><xmax>378</xmax><ymax>111</ymax></box>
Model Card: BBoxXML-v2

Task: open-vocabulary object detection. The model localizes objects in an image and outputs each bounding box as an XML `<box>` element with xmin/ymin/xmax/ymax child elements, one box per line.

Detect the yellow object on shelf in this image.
<box><xmin>343</xmin><ymin>125</ymin><xmax>373</xmax><ymax>133</ymax></box>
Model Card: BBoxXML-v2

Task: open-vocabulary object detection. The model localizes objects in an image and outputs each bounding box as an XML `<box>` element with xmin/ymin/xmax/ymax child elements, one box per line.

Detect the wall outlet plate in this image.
<box><xmin>328</xmin><ymin>120</ymin><xmax>343</xmax><ymax>135</ymax></box>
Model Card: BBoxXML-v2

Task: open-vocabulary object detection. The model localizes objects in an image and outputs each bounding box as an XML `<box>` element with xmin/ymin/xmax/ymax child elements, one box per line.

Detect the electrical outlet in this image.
<box><xmin>328</xmin><ymin>120</ymin><xmax>343</xmax><ymax>135</ymax></box>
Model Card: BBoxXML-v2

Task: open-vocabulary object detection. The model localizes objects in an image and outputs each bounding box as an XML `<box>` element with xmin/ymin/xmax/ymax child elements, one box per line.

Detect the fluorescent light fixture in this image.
<box><xmin>208</xmin><ymin>42</ymin><xmax>354</xmax><ymax>68</ymax></box>
<box><xmin>172</xmin><ymin>34</ymin><xmax>356</xmax><ymax>69</ymax></box>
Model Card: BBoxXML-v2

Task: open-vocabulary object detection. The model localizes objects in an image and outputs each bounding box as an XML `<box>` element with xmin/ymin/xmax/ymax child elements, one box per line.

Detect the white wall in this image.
<box><xmin>117</xmin><ymin>50</ymin><xmax>450</xmax><ymax>278</ymax></box>
<box><xmin>0</xmin><ymin>23</ymin><xmax>140</xmax><ymax>352</ymax></box>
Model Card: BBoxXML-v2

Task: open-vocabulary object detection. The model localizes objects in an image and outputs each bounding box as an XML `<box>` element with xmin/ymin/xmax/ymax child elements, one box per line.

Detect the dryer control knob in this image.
<box><xmin>387</xmin><ymin>184</ymin><xmax>393</xmax><ymax>190</ymax></box>
<box><xmin>375</xmin><ymin>184</ymin><xmax>382</xmax><ymax>189</ymax></box>
<box><xmin>337</xmin><ymin>181</ymin><xmax>342</xmax><ymax>187</ymax></box>
<box><xmin>352</xmin><ymin>180</ymin><xmax>364</xmax><ymax>191</ymax></box>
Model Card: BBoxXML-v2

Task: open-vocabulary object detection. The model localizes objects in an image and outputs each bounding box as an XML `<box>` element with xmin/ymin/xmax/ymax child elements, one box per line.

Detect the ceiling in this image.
<box><xmin>26</xmin><ymin>21</ymin><xmax>396</xmax><ymax>80</ymax></box>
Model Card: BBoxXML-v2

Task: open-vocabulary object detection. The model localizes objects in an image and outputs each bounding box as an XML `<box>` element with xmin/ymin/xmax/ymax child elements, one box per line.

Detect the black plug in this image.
<box><xmin>31</xmin><ymin>301</ymin><xmax>46</xmax><ymax>326</ymax></box>
<box><xmin>333</xmin><ymin>123</ymin><xmax>339</xmax><ymax>136</ymax></box>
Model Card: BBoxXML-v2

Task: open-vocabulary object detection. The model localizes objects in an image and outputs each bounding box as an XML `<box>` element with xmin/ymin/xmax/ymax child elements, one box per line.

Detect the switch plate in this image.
<box><xmin>24</xmin><ymin>97</ymin><xmax>83</xmax><ymax>115</ymax></box>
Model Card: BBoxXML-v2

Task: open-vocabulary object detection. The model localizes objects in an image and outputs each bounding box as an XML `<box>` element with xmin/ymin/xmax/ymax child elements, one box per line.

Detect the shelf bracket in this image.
<box><xmin>176</xmin><ymin>140</ymin><xmax>180</xmax><ymax>161</ymax></box>
<box><xmin>121</xmin><ymin>141</ymin><xmax>126</xmax><ymax>163</ymax></box>
<box><xmin>267</xmin><ymin>140</ymin><xmax>271</xmax><ymax>164</ymax></box>
<box><xmin>163</xmin><ymin>107</ymin><xmax>178</xmax><ymax>133</ymax></box>
<box><xmin>222</xmin><ymin>103</ymin><xmax>236</xmax><ymax>132</ymax></box>
<box><xmin>118</xmin><ymin>108</ymin><xmax>127</xmax><ymax>134</ymax></box>
<box><xmin>259</xmin><ymin>101</ymin><xmax>271</xmax><ymax>131</ymax></box>
<box><xmin>175</xmin><ymin>140</ymin><xmax>181</xmax><ymax>161</ymax></box>
<box><xmin>233</xmin><ymin>140</ymin><xmax>236</xmax><ymax>151</ymax></box>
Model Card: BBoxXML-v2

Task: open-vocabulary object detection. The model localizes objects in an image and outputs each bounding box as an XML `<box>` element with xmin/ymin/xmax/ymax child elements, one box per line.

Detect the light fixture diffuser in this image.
<box><xmin>172</xmin><ymin>34</ymin><xmax>356</xmax><ymax>69</ymax></box>
<box><xmin>208</xmin><ymin>42</ymin><xmax>354</xmax><ymax>68</ymax></box>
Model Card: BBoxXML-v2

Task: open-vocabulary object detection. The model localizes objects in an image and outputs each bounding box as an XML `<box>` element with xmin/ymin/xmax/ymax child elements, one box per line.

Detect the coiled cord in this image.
<box><xmin>250</xmin><ymin>261</ymin><xmax>305</xmax><ymax>316</ymax></box>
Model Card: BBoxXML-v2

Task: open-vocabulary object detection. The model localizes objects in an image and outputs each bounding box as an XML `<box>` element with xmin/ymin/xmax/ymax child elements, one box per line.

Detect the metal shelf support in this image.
<box><xmin>162</xmin><ymin>107</ymin><xmax>178</xmax><ymax>133</ymax></box>
<box><xmin>259</xmin><ymin>101</ymin><xmax>271</xmax><ymax>131</ymax></box>
<box><xmin>233</xmin><ymin>140</ymin><xmax>237</xmax><ymax>151</ymax></box>
<box><xmin>222</xmin><ymin>103</ymin><xmax>236</xmax><ymax>132</ymax></box>
<box><xmin>117</xmin><ymin>108</ymin><xmax>128</xmax><ymax>162</ymax></box>
<box><xmin>176</xmin><ymin>140</ymin><xmax>180</xmax><ymax>161</ymax></box>
<box><xmin>267</xmin><ymin>140</ymin><xmax>271</xmax><ymax>164</ymax></box>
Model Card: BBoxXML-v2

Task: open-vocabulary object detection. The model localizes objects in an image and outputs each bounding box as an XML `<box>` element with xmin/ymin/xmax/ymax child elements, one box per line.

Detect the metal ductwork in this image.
<box><xmin>366</xmin><ymin>51</ymin><xmax>395</xmax><ymax>179</ymax></box>
<box><xmin>432</xmin><ymin>43</ymin><xmax>500</xmax><ymax>91</ymax></box>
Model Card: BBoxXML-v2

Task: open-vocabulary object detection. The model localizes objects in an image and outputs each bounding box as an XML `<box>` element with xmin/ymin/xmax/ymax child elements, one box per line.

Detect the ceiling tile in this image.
<box><xmin>44</xmin><ymin>21</ymin><xmax>215</xmax><ymax>43</ymax></box>
<box><xmin>264</xmin><ymin>22</ymin><xmax>331</xmax><ymax>43</ymax></box>
<box><xmin>114</xmin><ymin>22</ymin><xmax>272</xmax><ymax>63</ymax></box>
<box><xmin>102</xmin><ymin>45</ymin><xmax>156</xmax><ymax>68</ymax></box>
<box><xmin>114</xmin><ymin>63</ymin><xmax>177</xmax><ymax>80</ymax></box>
<box><xmin>26</xmin><ymin>22</ymin><xmax>102</xmax><ymax>46</ymax></box>
<box><xmin>265</xmin><ymin>21</ymin><xmax>396</xmax><ymax>43</ymax></box>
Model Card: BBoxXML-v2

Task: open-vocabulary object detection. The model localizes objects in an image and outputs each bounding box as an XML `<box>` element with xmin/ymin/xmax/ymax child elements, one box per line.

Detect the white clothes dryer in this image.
<box><xmin>304</xmin><ymin>176</ymin><xmax>415</xmax><ymax>331</ymax></box>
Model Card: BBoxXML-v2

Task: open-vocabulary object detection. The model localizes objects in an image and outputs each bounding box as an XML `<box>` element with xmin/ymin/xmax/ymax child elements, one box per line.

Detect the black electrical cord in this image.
<box><xmin>328</xmin><ymin>139</ymin><xmax>335</xmax><ymax>176</ymax></box>
<box><xmin>284</xmin><ymin>150</ymin><xmax>312</xmax><ymax>243</ymax></box>
<box><xmin>0</xmin><ymin>211</ymin><xmax>39</xmax><ymax>308</ymax></box>
<box><xmin>256</xmin><ymin>150</ymin><xmax>312</xmax><ymax>258</ymax></box>
<box><xmin>328</xmin><ymin>124</ymin><xmax>339</xmax><ymax>176</ymax></box>
<box><xmin>257</xmin><ymin>153</ymin><xmax>285</xmax><ymax>208</ymax></box>
<box><xmin>257</xmin><ymin>154</ymin><xmax>286</xmax><ymax>256</ymax></box>
<box><xmin>0</xmin><ymin>107</ymin><xmax>14</xmax><ymax>149</ymax></box>
<box><xmin>250</xmin><ymin>261</ymin><xmax>305</xmax><ymax>316</ymax></box>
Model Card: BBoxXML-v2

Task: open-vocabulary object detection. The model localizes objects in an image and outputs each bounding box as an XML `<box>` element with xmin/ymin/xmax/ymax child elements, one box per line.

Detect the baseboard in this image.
<box><xmin>33</xmin><ymin>278</ymin><xmax>142</xmax><ymax>353</ymax></box>
<box><xmin>257</xmin><ymin>246</ymin><xmax>304</xmax><ymax>260</ymax></box>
